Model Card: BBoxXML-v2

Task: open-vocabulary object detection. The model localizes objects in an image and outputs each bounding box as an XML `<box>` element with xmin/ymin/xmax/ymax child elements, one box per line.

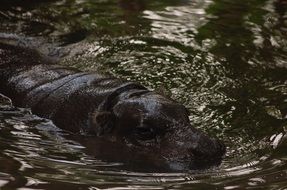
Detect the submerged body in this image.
<box><xmin>0</xmin><ymin>42</ymin><xmax>225</xmax><ymax>171</ymax></box>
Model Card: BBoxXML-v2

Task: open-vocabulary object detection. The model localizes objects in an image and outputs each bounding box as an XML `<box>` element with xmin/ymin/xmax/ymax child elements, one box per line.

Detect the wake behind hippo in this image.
<box><xmin>0</xmin><ymin>42</ymin><xmax>225</xmax><ymax>171</ymax></box>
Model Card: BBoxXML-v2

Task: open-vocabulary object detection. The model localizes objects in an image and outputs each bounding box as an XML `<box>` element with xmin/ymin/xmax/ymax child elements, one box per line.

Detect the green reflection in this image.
<box><xmin>195</xmin><ymin>0</ymin><xmax>287</xmax><ymax>160</ymax></box>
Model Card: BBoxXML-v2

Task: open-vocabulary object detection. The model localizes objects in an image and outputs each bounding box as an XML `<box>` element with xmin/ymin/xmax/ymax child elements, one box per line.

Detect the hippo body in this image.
<box><xmin>0</xmin><ymin>42</ymin><xmax>225</xmax><ymax>171</ymax></box>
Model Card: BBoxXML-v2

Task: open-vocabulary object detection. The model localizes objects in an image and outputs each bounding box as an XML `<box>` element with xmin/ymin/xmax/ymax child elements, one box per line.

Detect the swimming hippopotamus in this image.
<box><xmin>0</xmin><ymin>42</ymin><xmax>225</xmax><ymax>171</ymax></box>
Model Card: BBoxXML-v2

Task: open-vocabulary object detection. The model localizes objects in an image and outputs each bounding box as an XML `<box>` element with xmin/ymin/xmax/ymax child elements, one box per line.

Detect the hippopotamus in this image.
<box><xmin>0</xmin><ymin>41</ymin><xmax>225</xmax><ymax>171</ymax></box>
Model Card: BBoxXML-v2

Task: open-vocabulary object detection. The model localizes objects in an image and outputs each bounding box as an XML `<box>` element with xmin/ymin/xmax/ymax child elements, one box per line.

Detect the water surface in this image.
<box><xmin>0</xmin><ymin>0</ymin><xmax>287</xmax><ymax>189</ymax></box>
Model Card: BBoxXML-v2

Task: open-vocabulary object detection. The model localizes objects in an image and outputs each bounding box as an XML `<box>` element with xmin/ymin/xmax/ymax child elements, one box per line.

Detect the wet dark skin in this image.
<box><xmin>0</xmin><ymin>42</ymin><xmax>225</xmax><ymax>171</ymax></box>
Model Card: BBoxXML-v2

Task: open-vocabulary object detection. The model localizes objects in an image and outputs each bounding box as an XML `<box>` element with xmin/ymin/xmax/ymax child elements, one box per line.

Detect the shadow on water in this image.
<box><xmin>0</xmin><ymin>0</ymin><xmax>287</xmax><ymax>189</ymax></box>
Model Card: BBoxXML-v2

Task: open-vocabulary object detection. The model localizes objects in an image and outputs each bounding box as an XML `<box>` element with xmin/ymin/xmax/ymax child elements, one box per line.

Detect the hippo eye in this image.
<box><xmin>134</xmin><ymin>126</ymin><xmax>156</xmax><ymax>141</ymax></box>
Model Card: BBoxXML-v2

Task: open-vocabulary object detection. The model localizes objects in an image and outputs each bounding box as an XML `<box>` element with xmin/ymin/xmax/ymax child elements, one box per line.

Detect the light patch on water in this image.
<box><xmin>0</xmin><ymin>180</ymin><xmax>9</xmax><ymax>187</ymax></box>
<box><xmin>142</xmin><ymin>1</ymin><xmax>211</xmax><ymax>47</ymax></box>
<box><xmin>265</xmin><ymin>105</ymin><xmax>283</xmax><ymax>119</ymax></box>
<box><xmin>224</xmin><ymin>160</ymin><xmax>261</xmax><ymax>177</ymax></box>
<box><xmin>18</xmin><ymin>159</ymin><xmax>33</xmax><ymax>171</ymax></box>
<box><xmin>25</xmin><ymin>177</ymin><xmax>48</xmax><ymax>187</ymax></box>
<box><xmin>224</xmin><ymin>186</ymin><xmax>240</xmax><ymax>190</ymax></box>
<box><xmin>13</xmin><ymin>124</ymin><xmax>30</xmax><ymax>130</ymax></box>
<box><xmin>10</xmin><ymin>131</ymin><xmax>42</xmax><ymax>140</ymax></box>
<box><xmin>270</xmin><ymin>133</ymin><xmax>284</xmax><ymax>148</ymax></box>
<box><xmin>129</xmin><ymin>39</ymin><xmax>146</xmax><ymax>45</ymax></box>
<box><xmin>197</xmin><ymin>104</ymin><xmax>207</xmax><ymax>112</ymax></box>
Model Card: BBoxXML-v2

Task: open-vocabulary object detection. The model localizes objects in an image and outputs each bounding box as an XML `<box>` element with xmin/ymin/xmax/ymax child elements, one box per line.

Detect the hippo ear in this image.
<box><xmin>88</xmin><ymin>110</ymin><xmax>116</xmax><ymax>136</ymax></box>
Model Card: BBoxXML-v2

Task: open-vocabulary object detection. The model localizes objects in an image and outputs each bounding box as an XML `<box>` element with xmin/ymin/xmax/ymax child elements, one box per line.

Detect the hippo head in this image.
<box><xmin>89</xmin><ymin>90</ymin><xmax>225</xmax><ymax>171</ymax></box>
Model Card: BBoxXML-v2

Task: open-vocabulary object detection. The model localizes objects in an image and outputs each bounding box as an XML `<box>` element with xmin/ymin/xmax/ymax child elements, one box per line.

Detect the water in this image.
<box><xmin>0</xmin><ymin>0</ymin><xmax>287</xmax><ymax>189</ymax></box>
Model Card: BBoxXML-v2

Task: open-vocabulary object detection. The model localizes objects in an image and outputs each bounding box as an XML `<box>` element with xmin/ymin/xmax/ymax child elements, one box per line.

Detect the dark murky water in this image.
<box><xmin>0</xmin><ymin>0</ymin><xmax>287</xmax><ymax>189</ymax></box>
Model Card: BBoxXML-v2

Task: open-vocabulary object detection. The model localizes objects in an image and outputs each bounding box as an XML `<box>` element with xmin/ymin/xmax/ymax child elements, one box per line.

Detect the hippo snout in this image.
<box><xmin>162</xmin><ymin>129</ymin><xmax>225</xmax><ymax>171</ymax></box>
<box><xmin>188</xmin><ymin>133</ymin><xmax>226</xmax><ymax>169</ymax></box>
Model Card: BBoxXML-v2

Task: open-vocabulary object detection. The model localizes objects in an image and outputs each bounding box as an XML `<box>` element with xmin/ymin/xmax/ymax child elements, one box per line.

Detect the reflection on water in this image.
<box><xmin>0</xmin><ymin>0</ymin><xmax>287</xmax><ymax>189</ymax></box>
